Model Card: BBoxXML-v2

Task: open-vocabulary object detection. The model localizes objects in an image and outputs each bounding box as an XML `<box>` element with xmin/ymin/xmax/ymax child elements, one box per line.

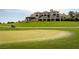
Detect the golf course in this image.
<box><xmin>0</xmin><ymin>22</ymin><xmax>79</xmax><ymax>49</ymax></box>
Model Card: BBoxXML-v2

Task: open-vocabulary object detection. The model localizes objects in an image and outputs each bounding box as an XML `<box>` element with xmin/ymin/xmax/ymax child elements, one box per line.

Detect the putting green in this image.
<box><xmin>0</xmin><ymin>30</ymin><xmax>72</xmax><ymax>44</ymax></box>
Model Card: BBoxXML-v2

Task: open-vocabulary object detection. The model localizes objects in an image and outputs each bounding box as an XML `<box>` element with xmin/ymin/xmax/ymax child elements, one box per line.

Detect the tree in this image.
<box><xmin>68</xmin><ymin>11</ymin><xmax>76</xmax><ymax>21</ymax></box>
<box><xmin>75</xmin><ymin>12</ymin><xmax>79</xmax><ymax>21</ymax></box>
<box><xmin>0</xmin><ymin>22</ymin><xmax>1</xmax><ymax>24</ymax></box>
<box><xmin>7</xmin><ymin>22</ymin><xmax>15</xmax><ymax>24</ymax></box>
<box><xmin>69</xmin><ymin>11</ymin><xmax>75</xmax><ymax>18</ymax></box>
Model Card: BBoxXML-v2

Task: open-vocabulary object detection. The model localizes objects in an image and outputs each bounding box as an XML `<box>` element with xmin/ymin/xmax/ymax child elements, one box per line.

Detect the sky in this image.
<box><xmin>0</xmin><ymin>0</ymin><xmax>78</xmax><ymax>11</ymax></box>
<box><xmin>0</xmin><ymin>0</ymin><xmax>79</xmax><ymax>22</ymax></box>
<box><xmin>0</xmin><ymin>9</ymin><xmax>31</xmax><ymax>23</ymax></box>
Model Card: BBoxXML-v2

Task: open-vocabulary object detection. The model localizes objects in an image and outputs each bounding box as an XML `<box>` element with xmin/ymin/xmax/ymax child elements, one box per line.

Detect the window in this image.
<box><xmin>47</xmin><ymin>19</ymin><xmax>50</xmax><ymax>21</ymax></box>
<box><xmin>57</xmin><ymin>14</ymin><xmax>59</xmax><ymax>17</ymax></box>
<box><xmin>56</xmin><ymin>19</ymin><xmax>60</xmax><ymax>21</ymax></box>
<box><xmin>53</xmin><ymin>14</ymin><xmax>56</xmax><ymax>16</ymax></box>
<box><xmin>36</xmin><ymin>15</ymin><xmax>38</xmax><ymax>16</ymax></box>
<box><xmin>51</xmin><ymin>19</ymin><xmax>54</xmax><ymax>21</ymax></box>
<box><xmin>44</xmin><ymin>14</ymin><xmax>46</xmax><ymax>16</ymax></box>
<box><xmin>43</xmin><ymin>19</ymin><xmax>46</xmax><ymax>21</ymax></box>
<box><xmin>38</xmin><ymin>19</ymin><xmax>42</xmax><ymax>21</ymax></box>
<box><xmin>48</xmin><ymin>15</ymin><xmax>50</xmax><ymax>17</ymax></box>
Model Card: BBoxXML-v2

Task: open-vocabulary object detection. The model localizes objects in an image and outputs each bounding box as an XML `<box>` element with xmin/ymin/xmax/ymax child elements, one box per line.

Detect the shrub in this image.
<box><xmin>11</xmin><ymin>25</ymin><xmax>16</xmax><ymax>28</ymax></box>
<box><xmin>7</xmin><ymin>22</ymin><xmax>15</xmax><ymax>24</ymax></box>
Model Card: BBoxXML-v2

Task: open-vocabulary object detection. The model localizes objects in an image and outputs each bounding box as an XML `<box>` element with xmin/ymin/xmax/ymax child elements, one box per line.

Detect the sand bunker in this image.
<box><xmin>0</xmin><ymin>30</ymin><xmax>72</xmax><ymax>44</ymax></box>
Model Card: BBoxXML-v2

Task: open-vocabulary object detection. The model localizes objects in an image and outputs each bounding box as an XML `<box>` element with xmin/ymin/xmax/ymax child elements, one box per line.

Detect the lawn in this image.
<box><xmin>0</xmin><ymin>22</ymin><xmax>79</xmax><ymax>27</ymax></box>
<box><xmin>0</xmin><ymin>22</ymin><xmax>79</xmax><ymax>49</ymax></box>
<box><xmin>0</xmin><ymin>28</ymin><xmax>79</xmax><ymax>49</ymax></box>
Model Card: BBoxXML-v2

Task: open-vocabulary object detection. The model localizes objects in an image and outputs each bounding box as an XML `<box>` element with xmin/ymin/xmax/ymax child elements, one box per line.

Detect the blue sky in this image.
<box><xmin>0</xmin><ymin>9</ymin><xmax>79</xmax><ymax>23</ymax></box>
<box><xmin>0</xmin><ymin>9</ymin><xmax>31</xmax><ymax>23</ymax></box>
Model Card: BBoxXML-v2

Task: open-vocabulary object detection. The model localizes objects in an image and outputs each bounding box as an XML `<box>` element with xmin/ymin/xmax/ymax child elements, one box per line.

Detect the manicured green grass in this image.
<box><xmin>0</xmin><ymin>28</ymin><xmax>79</xmax><ymax>49</ymax></box>
<box><xmin>0</xmin><ymin>22</ymin><xmax>79</xmax><ymax>27</ymax></box>
<box><xmin>0</xmin><ymin>22</ymin><xmax>79</xmax><ymax>49</ymax></box>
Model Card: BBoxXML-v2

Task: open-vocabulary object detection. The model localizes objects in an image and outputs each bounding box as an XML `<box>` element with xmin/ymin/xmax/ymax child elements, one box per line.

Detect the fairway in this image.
<box><xmin>0</xmin><ymin>22</ymin><xmax>79</xmax><ymax>48</ymax></box>
<box><xmin>0</xmin><ymin>22</ymin><xmax>79</xmax><ymax>27</ymax></box>
<box><xmin>0</xmin><ymin>30</ymin><xmax>71</xmax><ymax>44</ymax></box>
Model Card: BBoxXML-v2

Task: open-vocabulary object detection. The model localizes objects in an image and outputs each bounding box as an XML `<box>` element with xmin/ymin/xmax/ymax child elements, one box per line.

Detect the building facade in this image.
<box><xmin>25</xmin><ymin>9</ymin><xmax>69</xmax><ymax>22</ymax></box>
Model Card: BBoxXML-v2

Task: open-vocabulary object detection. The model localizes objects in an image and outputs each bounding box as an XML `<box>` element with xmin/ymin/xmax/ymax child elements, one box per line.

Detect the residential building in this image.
<box><xmin>25</xmin><ymin>9</ymin><xmax>74</xmax><ymax>22</ymax></box>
